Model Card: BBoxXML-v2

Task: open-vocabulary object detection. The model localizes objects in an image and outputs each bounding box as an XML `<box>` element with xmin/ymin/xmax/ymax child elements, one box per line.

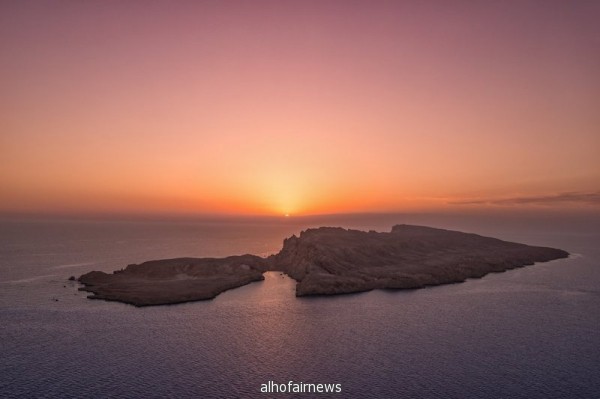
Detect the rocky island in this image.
<box><xmin>78</xmin><ymin>255</ymin><xmax>265</xmax><ymax>306</ymax></box>
<box><xmin>78</xmin><ymin>225</ymin><xmax>569</xmax><ymax>306</ymax></box>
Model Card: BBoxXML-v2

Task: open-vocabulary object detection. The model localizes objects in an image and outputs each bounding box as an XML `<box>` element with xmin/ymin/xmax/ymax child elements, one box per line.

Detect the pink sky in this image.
<box><xmin>1</xmin><ymin>1</ymin><xmax>599</xmax><ymax>216</ymax></box>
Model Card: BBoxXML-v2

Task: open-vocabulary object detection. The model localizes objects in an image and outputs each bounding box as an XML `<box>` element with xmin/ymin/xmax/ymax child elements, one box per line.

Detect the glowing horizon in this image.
<box><xmin>1</xmin><ymin>1</ymin><xmax>599</xmax><ymax>217</ymax></box>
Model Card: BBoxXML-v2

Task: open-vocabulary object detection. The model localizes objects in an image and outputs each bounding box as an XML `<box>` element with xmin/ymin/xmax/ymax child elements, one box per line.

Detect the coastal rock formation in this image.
<box><xmin>78</xmin><ymin>255</ymin><xmax>265</xmax><ymax>306</ymax></box>
<box><xmin>78</xmin><ymin>225</ymin><xmax>569</xmax><ymax>305</ymax></box>
<box><xmin>269</xmin><ymin>225</ymin><xmax>569</xmax><ymax>296</ymax></box>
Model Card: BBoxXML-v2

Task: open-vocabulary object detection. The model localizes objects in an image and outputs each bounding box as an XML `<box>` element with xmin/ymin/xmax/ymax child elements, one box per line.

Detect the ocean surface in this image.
<box><xmin>1</xmin><ymin>214</ymin><xmax>599</xmax><ymax>398</ymax></box>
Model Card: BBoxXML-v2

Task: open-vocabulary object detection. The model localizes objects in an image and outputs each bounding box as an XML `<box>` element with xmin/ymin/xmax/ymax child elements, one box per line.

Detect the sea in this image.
<box><xmin>1</xmin><ymin>213</ymin><xmax>599</xmax><ymax>399</ymax></box>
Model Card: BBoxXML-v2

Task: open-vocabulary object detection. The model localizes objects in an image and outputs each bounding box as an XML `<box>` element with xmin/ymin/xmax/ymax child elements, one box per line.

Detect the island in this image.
<box><xmin>268</xmin><ymin>224</ymin><xmax>569</xmax><ymax>296</ymax></box>
<box><xmin>78</xmin><ymin>225</ymin><xmax>569</xmax><ymax>306</ymax></box>
<box><xmin>78</xmin><ymin>255</ymin><xmax>265</xmax><ymax>306</ymax></box>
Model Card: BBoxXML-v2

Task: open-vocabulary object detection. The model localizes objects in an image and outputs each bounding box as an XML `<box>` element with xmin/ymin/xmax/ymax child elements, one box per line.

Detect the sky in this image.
<box><xmin>1</xmin><ymin>0</ymin><xmax>599</xmax><ymax>217</ymax></box>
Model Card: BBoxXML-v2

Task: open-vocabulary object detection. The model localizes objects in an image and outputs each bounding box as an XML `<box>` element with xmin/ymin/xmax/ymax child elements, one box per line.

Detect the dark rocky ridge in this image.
<box><xmin>78</xmin><ymin>225</ymin><xmax>569</xmax><ymax>306</ymax></box>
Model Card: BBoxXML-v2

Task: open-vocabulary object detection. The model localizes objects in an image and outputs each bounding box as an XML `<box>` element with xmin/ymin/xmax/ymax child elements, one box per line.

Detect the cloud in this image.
<box><xmin>449</xmin><ymin>191</ymin><xmax>600</xmax><ymax>206</ymax></box>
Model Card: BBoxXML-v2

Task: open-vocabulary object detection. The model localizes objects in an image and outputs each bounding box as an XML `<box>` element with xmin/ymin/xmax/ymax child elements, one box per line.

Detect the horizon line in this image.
<box><xmin>1</xmin><ymin>208</ymin><xmax>598</xmax><ymax>224</ymax></box>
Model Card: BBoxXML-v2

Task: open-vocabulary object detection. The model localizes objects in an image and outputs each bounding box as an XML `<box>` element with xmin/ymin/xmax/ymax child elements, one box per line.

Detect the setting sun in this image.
<box><xmin>0</xmin><ymin>1</ymin><xmax>598</xmax><ymax>218</ymax></box>
<box><xmin>1</xmin><ymin>2</ymin><xmax>599</xmax><ymax>399</ymax></box>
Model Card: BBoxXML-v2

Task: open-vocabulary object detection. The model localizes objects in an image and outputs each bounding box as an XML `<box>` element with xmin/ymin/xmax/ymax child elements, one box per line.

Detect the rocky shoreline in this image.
<box><xmin>78</xmin><ymin>225</ymin><xmax>569</xmax><ymax>306</ymax></box>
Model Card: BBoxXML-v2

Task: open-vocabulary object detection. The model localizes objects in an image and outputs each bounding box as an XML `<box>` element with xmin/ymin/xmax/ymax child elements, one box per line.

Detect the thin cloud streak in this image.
<box><xmin>449</xmin><ymin>191</ymin><xmax>600</xmax><ymax>206</ymax></box>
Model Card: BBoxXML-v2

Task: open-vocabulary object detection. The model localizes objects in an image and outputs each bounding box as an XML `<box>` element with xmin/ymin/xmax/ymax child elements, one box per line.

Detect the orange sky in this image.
<box><xmin>1</xmin><ymin>1</ymin><xmax>599</xmax><ymax>217</ymax></box>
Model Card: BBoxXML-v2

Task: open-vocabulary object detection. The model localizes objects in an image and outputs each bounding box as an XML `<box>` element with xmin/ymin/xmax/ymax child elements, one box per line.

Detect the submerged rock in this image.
<box><xmin>78</xmin><ymin>225</ymin><xmax>569</xmax><ymax>306</ymax></box>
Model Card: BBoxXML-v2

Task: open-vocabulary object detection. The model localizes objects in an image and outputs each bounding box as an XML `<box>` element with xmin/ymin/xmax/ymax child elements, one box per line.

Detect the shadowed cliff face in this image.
<box><xmin>78</xmin><ymin>225</ymin><xmax>569</xmax><ymax>306</ymax></box>
<box><xmin>268</xmin><ymin>225</ymin><xmax>569</xmax><ymax>296</ymax></box>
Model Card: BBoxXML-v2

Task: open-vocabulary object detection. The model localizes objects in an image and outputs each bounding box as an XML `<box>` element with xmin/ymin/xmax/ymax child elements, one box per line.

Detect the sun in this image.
<box><xmin>284</xmin><ymin>213</ymin><xmax>290</xmax><ymax>217</ymax></box>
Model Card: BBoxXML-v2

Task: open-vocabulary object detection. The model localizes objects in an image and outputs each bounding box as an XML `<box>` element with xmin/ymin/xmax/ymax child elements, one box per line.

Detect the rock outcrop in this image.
<box><xmin>78</xmin><ymin>225</ymin><xmax>569</xmax><ymax>306</ymax></box>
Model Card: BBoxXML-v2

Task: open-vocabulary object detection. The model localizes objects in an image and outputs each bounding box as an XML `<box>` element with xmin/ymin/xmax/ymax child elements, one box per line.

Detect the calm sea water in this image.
<box><xmin>1</xmin><ymin>215</ymin><xmax>599</xmax><ymax>398</ymax></box>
